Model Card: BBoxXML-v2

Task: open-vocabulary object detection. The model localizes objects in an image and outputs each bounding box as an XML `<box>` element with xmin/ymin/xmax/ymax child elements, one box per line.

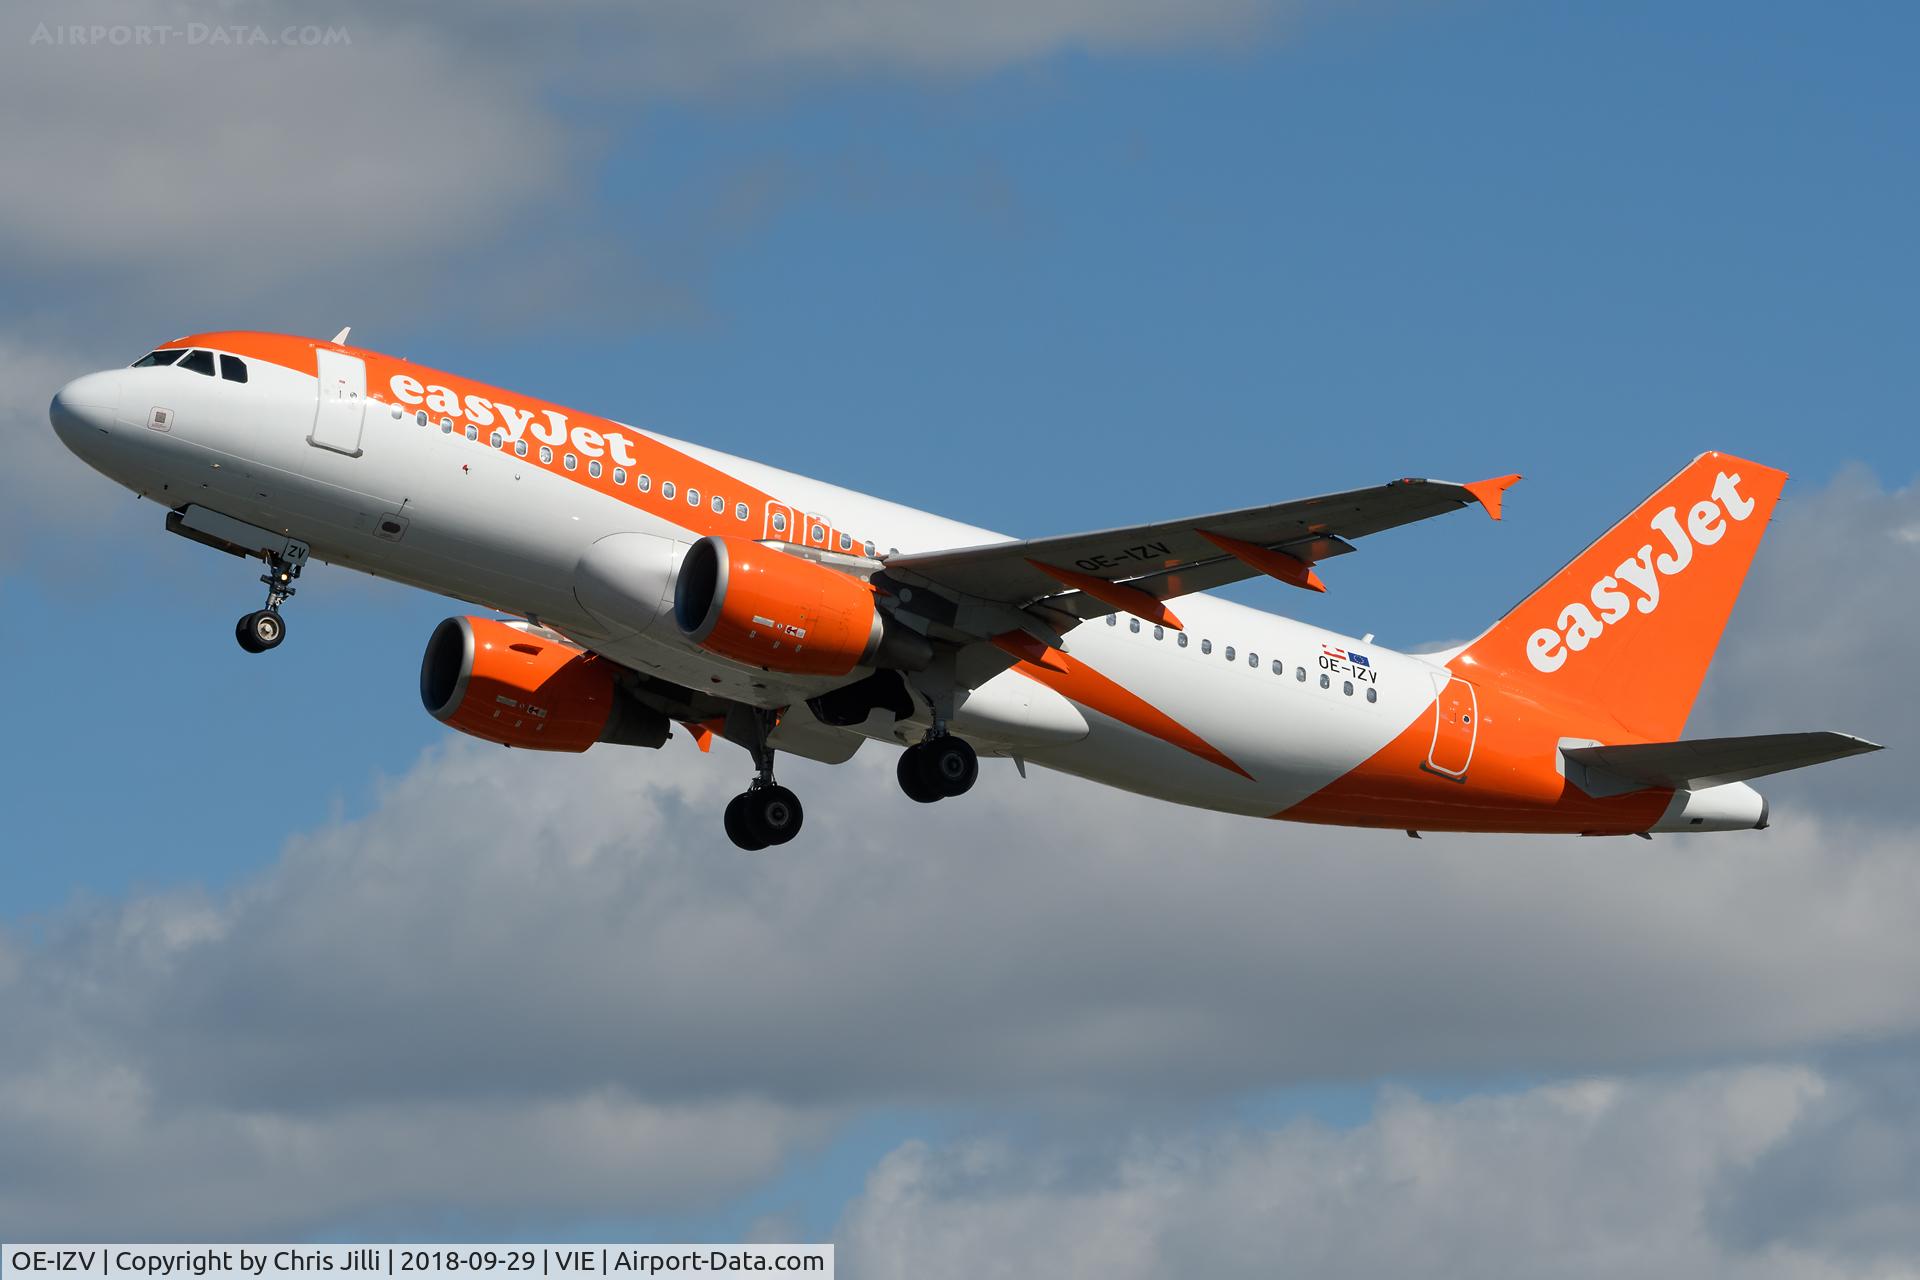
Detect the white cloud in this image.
<box><xmin>0</xmin><ymin>0</ymin><xmax>1305</xmax><ymax>333</ymax></box>
<box><xmin>1690</xmin><ymin>464</ymin><xmax>1917</xmax><ymax>818</ymax></box>
<box><xmin>0</xmin><ymin>1056</ymin><xmax>832</xmax><ymax>1239</ymax></box>
<box><xmin>0</xmin><ymin>336</ymin><xmax>149</xmax><ymax>563</ymax></box>
<box><xmin>0</xmin><ymin>3</ymin><xmax>574</xmax><ymax>334</ymax></box>
<box><xmin>839</xmin><ymin>1064</ymin><xmax>1920</xmax><ymax>1279</ymax></box>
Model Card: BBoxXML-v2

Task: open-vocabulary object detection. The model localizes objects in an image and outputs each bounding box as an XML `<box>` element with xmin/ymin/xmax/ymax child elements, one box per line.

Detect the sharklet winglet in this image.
<box><xmin>1462</xmin><ymin>473</ymin><xmax>1523</xmax><ymax>521</ymax></box>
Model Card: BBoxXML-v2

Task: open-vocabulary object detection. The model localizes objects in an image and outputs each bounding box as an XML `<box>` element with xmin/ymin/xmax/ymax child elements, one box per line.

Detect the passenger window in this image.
<box><xmin>839</xmin><ymin>532</ymin><xmax>852</xmax><ymax>551</ymax></box>
<box><xmin>613</xmin><ymin>467</ymin><xmax>626</xmax><ymax>485</ymax></box>
<box><xmin>218</xmin><ymin>355</ymin><xmax>248</xmax><ymax>383</ymax></box>
<box><xmin>440</xmin><ymin>417</ymin><xmax>453</xmax><ymax>434</ymax></box>
<box><xmin>564</xmin><ymin>454</ymin><xmax>578</xmax><ymax>471</ymax></box>
<box><xmin>1225</xmin><ymin>646</ymin><xmax>1236</xmax><ymax>662</ymax></box>
<box><xmin>739</xmin><ymin>503</ymin><xmax>751</xmax><ymax>522</ymax></box>
<box><xmin>811</xmin><ymin>523</ymin><xmax>826</xmax><ymax>543</ymax></box>
<box><xmin>863</xmin><ymin>541</ymin><xmax>876</xmax><ymax>556</ymax></box>
<box><xmin>514</xmin><ymin>440</ymin><xmax>528</xmax><ymax>458</ymax></box>
<box><xmin>416</xmin><ymin>410</ymin><xmax>429</xmax><ymax>426</ymax></box>
<box><xmin>1106</xmin><ymin>615</ymin><xmax>1117</xmax><ymax>627</ymax></box>
<box><xmin>132</xmin><ymin>349</ymin><xmax>184</xmax><ymax>367</ymax></box>
<box><xmin>1367</xmin><ymin>687</ymin><xmax>1378</xmax><ymax>703</ymax></box>
<box><xmin>539</xmin><ymin>445</ymin><xmax>553</xmax><ymax>464</ymax></box>
<box><xmin>1320</xmin><ymin>673</ymin><xmax>1331</xmax><ymax>689</ymax></box>
<box><xmin>1201</xmin><ymin>639</ymin><xmax>1212</xmax><ymax>655</ymax></box>
<box><xmin>490</xmin><ymin>430</ymin><xmax>505</xmax><ymax>448</ymax></box>
<box><xmin>1177</xmin><ymin>633</ymin><xmax>1188</xmax><ymax>648</ymax></box>
<box><xmin>1271</xmin><ymin>659</ymin><xmax>1282</xmax><ymax>674</ymax></box>
<box><xmin>687</xmin><ymin>487</ymin><xmax>700</xmax><ymax>505</ymax></box>
<box><xmin>639</xmin><ymin>474</ymin><xmax>652</xmax><ymax>492</ymax></box>
<box><xmin>1297</xmin><ymin>667</ymin><xmax>1307</xmax><ymax>682</ymax></box>
<box><xmin>1129</xmin><ymin>618</ymin><xmax>1141</xmax><ymax>634</ymax></box>
<box><xmin>1248</xmin><ymin>652</ymin><xmax>1258</xmax><ymax>667</ymax></box>
<box><xmin>465</xmin><ymin>424</ymin><xmax>478</xmax><ymax>441</ymax></box>
<box><xmin>1343</xmin><ymin>680</ymin><xmax>1354</xmax><ymax>696</ymax></box>
<box><xmin>179</xmin><ymin>349</ymin><xmax>215</xmax><ymax>376</ymax></box>
<box><xmin>1153</xmin><ymin>625</ymin><xmax>1164</xmax><ymax>640</ymax></box>
<box><xmin>770</xmin><ymin>510</ymin><xmax>785</xmax><ymax>532</ymax></box>
<box><xmin>588</xmin><ymin>459</ymin><xmax>602</xmax><ymax>478</ymax></box>
<box><xmin>714</xmin><ymin>495</ymin><xmax>726</xmax><ymax>514</ymax></box>
<box><xmin>662</xmin><ymin>481</ymin><xmax>676</xmax><ymax>500</ymax></box>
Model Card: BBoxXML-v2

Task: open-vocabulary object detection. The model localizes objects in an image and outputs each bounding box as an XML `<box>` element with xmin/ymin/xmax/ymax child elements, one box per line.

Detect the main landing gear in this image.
<box><xmin>897</xmin><ymin>733</ymin><xmax>979</xmax><ymax>804</ymax></box>
<box><xmin>235</xmin><ymin>544</ymin><xmax>305</xmax><ymax>654</ymax></box>
<box><xmin>723</xmin><ymin>709</ymin><xmax>805</xmax><ymax>850</ymax></box>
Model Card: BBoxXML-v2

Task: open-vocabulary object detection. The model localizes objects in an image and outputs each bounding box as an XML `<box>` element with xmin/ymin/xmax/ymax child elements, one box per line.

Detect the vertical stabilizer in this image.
<box><xmin>1454</xmin><ymin>452</ymin><xmax>1786</xmax><ymax>741</ymax></box>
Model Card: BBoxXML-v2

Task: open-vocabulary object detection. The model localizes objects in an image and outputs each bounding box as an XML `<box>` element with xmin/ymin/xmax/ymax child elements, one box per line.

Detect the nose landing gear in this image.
<box><xmin>236</xmin><ymin>609</ymin><xmax>285</xmax><ymax>652</ymax></box>
<box><xmin>234</xmin><ymin>543</ymin><xmax>306</xmax><ymax>654</ymax></box>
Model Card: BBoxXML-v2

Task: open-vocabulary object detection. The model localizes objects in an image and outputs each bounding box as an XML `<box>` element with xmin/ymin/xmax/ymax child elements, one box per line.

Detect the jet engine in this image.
<box><xmin>419</xmin><ymin>616</ymin><xmax>669</xmax><ymax>751</ymax></box>
<box><xmin>673</xmin><ymin>536</ymin><xmax>930</xmax><ymax>677</ymax></box>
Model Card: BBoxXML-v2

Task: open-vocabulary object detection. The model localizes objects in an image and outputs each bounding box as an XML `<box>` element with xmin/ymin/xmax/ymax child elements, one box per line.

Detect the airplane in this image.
<box><xmin>47</xmin><ymin>330</ymin><xmax>1880</xmax><ymax>849</ymax></box>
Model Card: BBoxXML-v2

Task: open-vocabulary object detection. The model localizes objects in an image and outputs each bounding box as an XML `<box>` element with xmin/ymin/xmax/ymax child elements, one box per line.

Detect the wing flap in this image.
<box><xmin>1563</xmin><ymin>732</ymin><xmax>1882</xmax><ymax>792</ymax></box>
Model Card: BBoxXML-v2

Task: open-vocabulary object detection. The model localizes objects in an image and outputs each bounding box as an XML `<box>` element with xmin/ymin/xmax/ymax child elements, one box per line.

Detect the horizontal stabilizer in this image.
<box><xmin>1563</xmin><ymin>732</ymin><xmax>1882</xmax><ymax>792</ymax></box>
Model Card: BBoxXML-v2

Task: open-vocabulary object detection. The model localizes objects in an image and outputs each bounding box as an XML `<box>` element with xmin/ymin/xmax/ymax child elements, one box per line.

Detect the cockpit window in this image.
<box><xmin>219</xmin><ymin>354</ymin><xmax>249</xmax><ymax>383</ymax></box>
<box><xmin>178</xmin><ymin>349</ymin><xmax>216</xmax><ymax>376</ymax></box>
<box><xmin>132</xmin><ymin>349</ymin><xmax>185</xmax><ymax>368</ymax></box>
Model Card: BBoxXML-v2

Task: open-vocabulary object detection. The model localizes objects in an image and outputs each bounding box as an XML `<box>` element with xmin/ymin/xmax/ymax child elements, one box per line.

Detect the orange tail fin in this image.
<box><xmin>1455</xmin><ymin>452</ymin><xmax>1786</xmax><ymax>742</ymax></box>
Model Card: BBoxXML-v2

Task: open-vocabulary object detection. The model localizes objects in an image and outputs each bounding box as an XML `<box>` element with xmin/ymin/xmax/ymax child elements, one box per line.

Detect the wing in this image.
<box><xmin>881</xmin><ymin>473</ymin><xmax>1520</xmax><ymax>633</ymax></box>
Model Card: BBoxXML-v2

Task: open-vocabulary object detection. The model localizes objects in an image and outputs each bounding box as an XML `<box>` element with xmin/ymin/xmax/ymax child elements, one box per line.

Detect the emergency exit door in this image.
<box><xmin>764</xmin><ymin>500</ymin><xmax>796</xmax><ymax>542</ymax></box>
<box><xmin>1425</xmin><ymin>673</ymin><xmax>1479</xmax><ymax>780</ymax></box>
<box><xmin>310</xmin><ymin>348</ymin><xmax>367</xmax><ymax>457</ymax></box>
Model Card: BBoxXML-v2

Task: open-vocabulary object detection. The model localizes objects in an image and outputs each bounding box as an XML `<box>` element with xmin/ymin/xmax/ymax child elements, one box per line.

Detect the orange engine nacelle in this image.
<box><xmin>674</xmin><ymin>536</ymin><xmax>917</xmax><ymax>677</ymax></box>
<box><xmin>419</xmin><ymin>616</ymin><xmax>668</xmax><ymax>751</ymax></box>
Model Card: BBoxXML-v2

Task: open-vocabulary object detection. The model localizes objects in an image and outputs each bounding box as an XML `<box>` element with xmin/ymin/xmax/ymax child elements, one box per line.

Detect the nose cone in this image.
<box><xmin>49</xmin><ymin>370</ymin><xmax>124</xmax><ymax>448</ymax></box>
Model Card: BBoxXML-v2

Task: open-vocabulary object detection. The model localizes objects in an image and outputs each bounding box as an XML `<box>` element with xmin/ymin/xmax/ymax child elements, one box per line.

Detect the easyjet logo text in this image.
<box><xmin>1525</xmin><ymin>471</ymin><xmax>1756</xmax><ymax>674</ymax></box>
<box><xmin>388</xmin><ymin>373</ymin><xmax>641</xmax><ymax>467</ymax></box>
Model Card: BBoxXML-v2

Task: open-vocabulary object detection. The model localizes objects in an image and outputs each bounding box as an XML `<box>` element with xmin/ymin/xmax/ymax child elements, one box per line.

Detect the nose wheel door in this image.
<box><xmin>1425</xmin><ymin>673</ymin><xmax>1478</xmax><ymax>780</ymax></box>
<box><xmin>310</xmin><ymin>347</ymin><xmax>368</xmax><ymax>457</ymax></box>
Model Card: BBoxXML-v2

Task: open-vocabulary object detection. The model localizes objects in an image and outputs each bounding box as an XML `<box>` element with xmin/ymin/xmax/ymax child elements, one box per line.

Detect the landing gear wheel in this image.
<box><xmin>752</xmin><ymin>785</ymin><xmax>804</xmax><ymax>845</ymax></box>
<box><xmin>724</xmin><ymin>793</ymin><xmax>770</xmax><ymax>851</ymax></box>
<box><xmin>924</xmin><ymin>736</ymin><xmax>978</xmax><ymax>798</ymax></box>
<box><xmin>898</xmin><ymin>746</ymin><xmax>943</xmax><ymax>803</ymax></box>
<box><xmin>237</xmin><ymin>609</ymin><xmax>285</xmax><ymax>653</ymax></box>
<box><xmin>723</xmin><ymin>709</ymin><xmax>803</xmax><ymax>849</ymax></box>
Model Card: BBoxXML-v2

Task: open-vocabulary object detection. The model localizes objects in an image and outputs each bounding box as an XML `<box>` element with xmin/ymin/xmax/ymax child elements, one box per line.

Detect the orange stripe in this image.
<box><xmin>1006</xmin><ymin>647</ymin><xmax>1252</xmax><ymax>780</ymax></box>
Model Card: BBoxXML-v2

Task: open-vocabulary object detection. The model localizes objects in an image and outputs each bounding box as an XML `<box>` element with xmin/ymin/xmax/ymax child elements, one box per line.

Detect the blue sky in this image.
<box><xmin>2</xmin><ymin>0</ymin><xmax>1918</xmax><ymax>1270</ymax></box>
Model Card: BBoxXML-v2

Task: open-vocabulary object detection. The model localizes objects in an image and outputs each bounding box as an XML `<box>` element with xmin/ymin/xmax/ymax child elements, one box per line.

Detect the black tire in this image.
<box><xmin>753</xmin><ymin>785</ymin><xmax>804</xmax><ymax>845</ymax></box>
<box><xmin>235</xmin><ymin>614</ymin><xmax>263</xmax><ymax>653</ymax></box>
<box><xmin>724</xmin><ymin>793</ymin><xmax>769</xmax><ymax>850</ymax></box>
<box><xmin>925</xmin><ymin>736</ymin><xmax>979</xmax><ymax>798</ymax></box>
<box><xmin>247</xmin><ymin>609</ymin><xmax>286</xmax><ymax>651</ymax></box>
<box><xmin>897</xmin><ymin>746</ymin><xmax>943</xmax><ymax>803</ymax></box>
